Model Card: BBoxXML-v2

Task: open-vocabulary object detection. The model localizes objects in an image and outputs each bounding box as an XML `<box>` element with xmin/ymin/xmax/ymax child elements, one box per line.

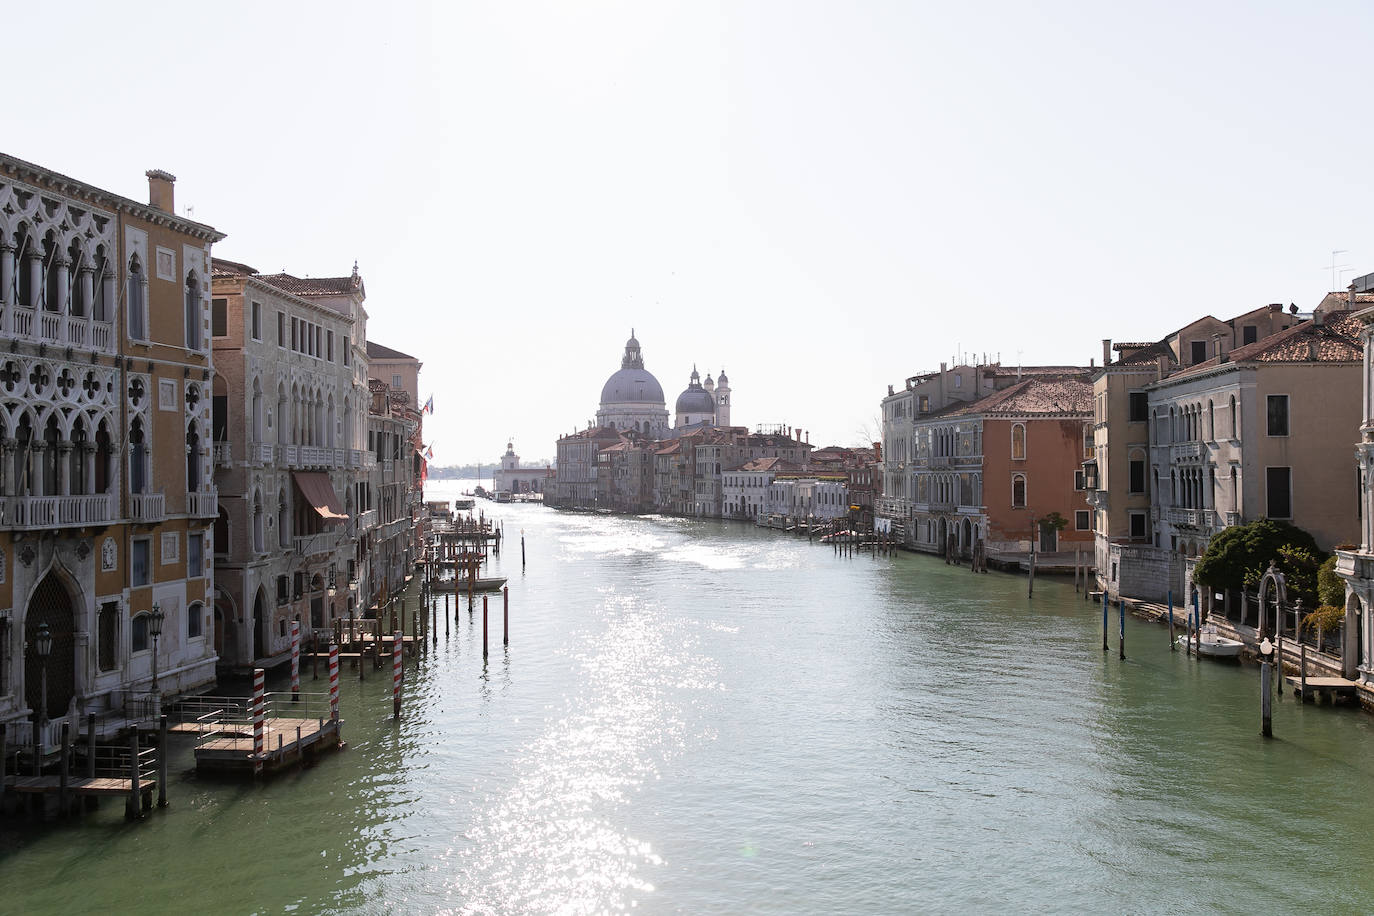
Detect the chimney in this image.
<box><xmin>146</xmin><ymin>169</ymin><xmax>176</xmax><ymax>213</ymax></box>
<box><xmin>1157</xmin><ymin>354</ymin><xmax>1167</xmax><ymax>381</ymax></box>
<box><xmin>1102</xmin><ymin>339</ymin><xmax>1112</xmax><ymax>367</ymax></box>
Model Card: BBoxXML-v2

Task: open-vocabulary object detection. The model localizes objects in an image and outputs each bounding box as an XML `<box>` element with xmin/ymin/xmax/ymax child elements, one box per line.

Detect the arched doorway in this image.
<box><xmin>252</xmin><ymin>589</ymin><xmax>266</xmax><ymax>661</ymax></box>
<box><xmin>937</xmin><ymin>517</ymin><xmax>948</xmax><ymax>554</ymax></box>
<box><xmin>214</xmin><ymin>586</ymin><xmax>238</xmax><ymax>668</ymax></box>
<box><xmin>25</xmin><ymin>573</ymin><xmax>76</xmax><ymax>721</ymax></box>
<box><xmin>961</xmin><ymin>518</ymin><xmax>973</xmax><ymax>559</ymax></box>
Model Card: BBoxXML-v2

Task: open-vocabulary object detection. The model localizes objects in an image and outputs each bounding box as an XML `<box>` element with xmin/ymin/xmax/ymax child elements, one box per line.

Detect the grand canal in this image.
<box><xmin>4</xmin><ymin>480</ymin><xmax>1374</xmax><ymax>913</ymax></box>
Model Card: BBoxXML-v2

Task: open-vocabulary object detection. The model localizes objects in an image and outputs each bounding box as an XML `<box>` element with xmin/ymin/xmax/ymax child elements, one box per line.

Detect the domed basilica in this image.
<box><xmin>595</xmin><ymin>331</ymin><xmax>731</xmax><ymax>438</ymax></box>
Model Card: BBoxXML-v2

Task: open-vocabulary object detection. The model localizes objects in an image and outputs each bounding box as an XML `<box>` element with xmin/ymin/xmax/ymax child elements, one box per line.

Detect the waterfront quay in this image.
<box><xmin>1</xmin><ymin>486</ymin><xmax>1372</xmax><ymax>913</ymax></box>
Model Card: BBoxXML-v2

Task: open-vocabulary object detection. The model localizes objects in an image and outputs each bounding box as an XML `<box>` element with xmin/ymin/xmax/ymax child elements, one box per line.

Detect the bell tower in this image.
<box><xmin>715</xmin><ymin>369</ymin><xmax>731</xmax><ymax>426</ymax></box>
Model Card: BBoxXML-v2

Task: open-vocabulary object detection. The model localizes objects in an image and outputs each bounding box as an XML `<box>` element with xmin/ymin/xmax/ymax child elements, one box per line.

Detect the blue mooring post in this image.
<box><xmin>1168</xmin><ymin>589</ymin><xmax>1175</xmax><ymax>651</ymax></box>
<box><xmin>1102</xmin><ymin>590</ymin><xmax>1109</xmax><ymax>651</ymax></box>
<box><xmin>1119</xmin><ymin>600</ymin><xmax>1126</xmax><ymax>660</ymax></box>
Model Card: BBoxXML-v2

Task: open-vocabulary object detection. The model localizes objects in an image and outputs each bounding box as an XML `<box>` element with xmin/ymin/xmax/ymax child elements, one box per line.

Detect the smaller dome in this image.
<box><xmin>717</xmin><ymin>368</ymin><xmax>728</xmax><ymax>385</ymax></box>
<box><xmin>676</xmin><ymin>386</ymin><xmax>715</xmax><ymax>415</ymax></box>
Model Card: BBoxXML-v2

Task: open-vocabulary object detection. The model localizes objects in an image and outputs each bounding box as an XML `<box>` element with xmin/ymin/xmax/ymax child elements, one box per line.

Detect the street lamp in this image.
<box><xmin>149</xmin><ymin>602</ymin><xmax>165</xmax><ymax>690</ymax></box>
<box><xmin>35</xmin><ymin>620</ymin><xmax>52</xmax><ymax>731</ymax></box>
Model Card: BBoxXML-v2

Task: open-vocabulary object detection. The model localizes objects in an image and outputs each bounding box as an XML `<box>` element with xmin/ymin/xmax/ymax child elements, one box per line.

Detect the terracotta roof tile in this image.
<box><xmin>937</xmin><ymin>373</ymin><xmax>1092</xmax><ymax>418</ymax></box>
<box><xmin>258</xmin><ymin>273</ymin><xmax>360</xmax><ymax>297</ymax></box>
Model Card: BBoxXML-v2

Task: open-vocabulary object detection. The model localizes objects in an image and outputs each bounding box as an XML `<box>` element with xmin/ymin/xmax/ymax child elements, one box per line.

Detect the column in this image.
<box><xmin>78</xmin><ymin>266</ymin><xmax>94</xmax><ymax>319</ymax></box>
<box><xmin>54</xmin><ymin>258</ymin><xmax>70</xmax><ymax>315</ymax></box>
<box><xmin>29</xmin><ymin>440</ymin><xmax>46</xmax><ymax>497</ymax></box>
<box><xmin>26</xmin><ymin>251</ymin><xmax>42</xmax><ymax>309</ymax></box>
<box><xmin>82</xmin><ymin>441</ymin><xmax>96</xmax><ymax>497</ymax></box>
<box><xmin>0</xmin><ymin>242</ymin><xmax>12</xmax><ymax>308</ymax></box>
<box><xmin>57</xmin><ymin>440</ymin><xmax>72</xmax><ymax>497</ymax></box>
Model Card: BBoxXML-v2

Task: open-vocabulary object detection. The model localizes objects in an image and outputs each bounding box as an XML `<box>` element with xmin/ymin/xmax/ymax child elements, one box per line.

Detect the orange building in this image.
<box><xmin>0</xmin><ymin>155</ymin><xmax>224</xmax><ymax>755</ymax></box>
<box><xmin>908</xmin><ymin>372</ymin><xmax>1093</xmax><ymax>562</ymax></box>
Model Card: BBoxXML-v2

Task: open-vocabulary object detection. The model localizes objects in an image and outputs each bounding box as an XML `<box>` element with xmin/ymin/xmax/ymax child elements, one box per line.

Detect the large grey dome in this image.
<box><xmin>601</xmin><ymin>368</ymin><xmax>665</xmax><ymax>405</ymax></box>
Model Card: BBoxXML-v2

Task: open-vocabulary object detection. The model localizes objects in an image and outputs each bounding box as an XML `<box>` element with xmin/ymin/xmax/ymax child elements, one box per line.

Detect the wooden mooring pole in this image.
<box><xmin>1167</xmin><ymin>590</ymin><xmax>1175</xmax><ymax>650</ymax></box>
<box><xmin>1101</xmin><ymin>590</ymin><xmax>1108</xmax><ymax>651</ymax></box>
<box><xmin>1118</xmin><ymin>601</ymin><xmax>1125</xmax><ymax>660</ymax></box>
<box><xmin>157</xmin><ymin>714</ymin><xmax>169</xmax><ymax>808</ymax></box>
<box><xmin>503</xmin><ymin>585</ymin><xmax>509</xmax><ymax>647</ymax></box>
<box><xmin>1260</xmin><ymin>661</ymin><xmax>1273</xmax><ymax>737</ymax></box>
<box><xmin>483</xmin><ymin>594</ymin><xmax>489</xmax><ymax>660</ymax></box>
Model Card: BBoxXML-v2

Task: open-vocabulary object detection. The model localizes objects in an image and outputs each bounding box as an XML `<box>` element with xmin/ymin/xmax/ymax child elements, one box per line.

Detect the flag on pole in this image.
<box><xmin>422</xmin><ymin>395</ymin><xmax>434</xmax><ymax>414</ymax></box>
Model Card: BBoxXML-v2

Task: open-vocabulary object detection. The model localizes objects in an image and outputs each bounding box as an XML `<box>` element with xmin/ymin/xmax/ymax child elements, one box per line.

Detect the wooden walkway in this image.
<box><xmin>1286</xmin><ymin>676</ymin><xmax>1359</xmax><ymax>703</ymax></box>
<box><xmin>195</xmin><ymin>716</ymin><xmax>342</xmax><ymax>775</ymax></box>
<box><xmin>7</xmin><ymin>775</ymin><xmax>155</xmax><ymax>797</ymax></box>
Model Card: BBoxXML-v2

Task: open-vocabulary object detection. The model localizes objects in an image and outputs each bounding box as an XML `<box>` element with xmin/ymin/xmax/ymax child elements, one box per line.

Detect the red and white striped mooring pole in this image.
<box><xmin>252</xmin><ymin>667</ymin><xmax>265</xmax><ymax>775</ymax></box>
<box><xmin>392</xmin><ymin>630</ymin><xmax>403</xmax><ymax>719</ymax></box>
<box><xmin>328</xmin><ymin>643</ymin><xmax>340</xmax><ymax>722</ymax></box>
<box><xmin>290</xmin><ymin>620</ymin><xmax>301</xmax><ymax>703</ymax></box>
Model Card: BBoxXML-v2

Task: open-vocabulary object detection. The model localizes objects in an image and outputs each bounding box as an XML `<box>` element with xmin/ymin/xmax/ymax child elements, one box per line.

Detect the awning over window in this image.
<box><xmin>293</xmin><ymin>471</ymin><xmax>348</xmax><ymax>522</ymax></box>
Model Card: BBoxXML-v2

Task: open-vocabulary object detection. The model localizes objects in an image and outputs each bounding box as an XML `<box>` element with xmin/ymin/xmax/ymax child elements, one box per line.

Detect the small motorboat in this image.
<box><xmin>1177</xmin><ymin>624</ymin><xmax>1244</xmax><ymax>659</ymax></box>
<box><xmin>431</xmin><ymin>576</ymin><xmax>509</xmax><ymax>593</ymax></box>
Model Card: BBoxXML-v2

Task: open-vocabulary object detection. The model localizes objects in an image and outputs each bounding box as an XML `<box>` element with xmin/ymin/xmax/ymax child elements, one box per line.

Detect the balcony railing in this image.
<box><xmin>1</xmin><ymin>306</ymin><xmax>117</xmax><ymax>355</ymax></box>
<box><xmin>0</xmin><ymin>493</ymin><xmax>117</xmax><ymax>529</ymax></box>
<box><xmin>186</xmin><ymin>487</ymin><xmax>218</xmax><ymax>518</ymax></box>
<box><xmin>1223</xmin><ymin>511</ymin><xmax>1241</xmax><ymax>527</ymax></box>
<box><xmin>129</xmin><ymin>492</ymin><xmax>166</xmax><ymax>523</ymax></box>
<box><xmin>212</xmin><ymin>441</ymin><xmax>232</xmax><ymax>468</ymax></box>
<box><xmin>356</xmin><ymin>509</ymin><xmax>378</xmax><ymax>531</ymax></box>
<box><xmin>1167</xmin><ymin>507</ymin><xmax>1207</xmax><ymax>528</ymax></box>
<box><xmin>249</xmin><ymin>442</ymin><xmax>275</xmax><ymax>465</ymax></box>
<box><xmin>280</xmin><ymin>444</ymin><xmax>299</xmax><ymax>466</ymax></box>
<box><xmin>294</xmin><ymin>530</ymin><xmax>340</xmax><ymax>557</ymax></box>
<box><xmin>348</xmin><ymin>449</ymin><xmax>363</xmax><ymax>468</ymax></box>
<box><xmin>1170</xmin><ymin>441</ymin><xmax>1203</xmax><ymax>462</ymax></box>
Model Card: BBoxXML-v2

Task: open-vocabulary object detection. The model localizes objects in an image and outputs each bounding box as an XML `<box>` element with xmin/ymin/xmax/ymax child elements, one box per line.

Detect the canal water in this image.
<box><xmin>4</xmin><ymin>479</ymin><xmax>1374</xmax><ymax>913</ymax></box>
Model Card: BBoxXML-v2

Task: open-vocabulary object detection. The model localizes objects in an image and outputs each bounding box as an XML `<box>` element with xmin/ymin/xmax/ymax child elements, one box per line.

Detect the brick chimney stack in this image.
<box><xmin>146</xmin><ymin>169</ymin><xmax>176</xmax><ymax>212</ymax></box>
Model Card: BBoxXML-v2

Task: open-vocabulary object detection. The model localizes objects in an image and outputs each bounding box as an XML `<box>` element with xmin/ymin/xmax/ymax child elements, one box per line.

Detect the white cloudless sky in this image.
<box><xmin>8</xmin><ymin>1</ymin><xmax>1373</xmax><ymax>463</ymax></box>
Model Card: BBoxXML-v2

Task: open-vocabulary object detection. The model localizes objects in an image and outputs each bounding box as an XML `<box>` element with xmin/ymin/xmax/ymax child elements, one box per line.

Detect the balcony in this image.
<box><xmin>1166</xmin><ymin>507</ymin><xmax>1209</xmax><ymax>528</ymax></box>
<box><xmin>1170</xmin><ymin>441</ymin><xmax>1203</xmax><ymax>462</ymax></box>
<box><xmin>294</xmin><ymin>530</ymin><xmax>340</xmax><ymax>557</ymax></box>
<box><xmin>381</xmin><ymin>458</ymin><xmax>396</xmax><ymax>476</ymax></box>
<box><xmin>249</xmin><ymin>442</ymin><xmax>275</xmax><ymax>466</ymax></box>
<box><xmin>212</xmin><ymin>441</ymin><xmax>232</xmax><ymax>468</ymax></box>
<box><xmin>0</xmin><ymin>493</ymin><xmax>117</xmax><ymax>529</ymax></box>
<box><xmin>2</xmin><ymin>306</ymin><xmax>117</xmax><ymax>355</ymax></box>
<box><xmin>280</xmin><ymin>444</ymin><xmax>299</xmax><ymax>466</ymax></box>
<box><xmin>298</xmin><ymin>445</ymin><xmax>331</xmax><ymax>467</ymax></box>
<box><xmin>348</xmin><ymin>449</ymin><xmax>364</xmax><ymax>468</ymax></box>
<box><xmin>186</xmin><ymin>487</ymin><xmax>218</xmax><ymax>518</ymax></box>
<box><xmin>357</xmin><ymin>509</ymin><xmax>378</xmax><ymax>531</ymax></box>
<box><xmin>1223</xmin><ymin>511</ymin><xmax>1241</xmax><ymax>527</ymax></box>
<box><xmin>129</xmin><ymin>492</ymin><xmax>166</xmax><ymax>523</ymax></box>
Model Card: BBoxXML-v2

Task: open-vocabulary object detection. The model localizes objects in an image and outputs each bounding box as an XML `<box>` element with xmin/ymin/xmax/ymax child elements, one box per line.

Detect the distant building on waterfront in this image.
<box><xmin>0</xmin><ymin>156</ymin><xmax>224</xmax><ymax>751</ymax></box>
<box><xmin>365</xmin><ymin>341</ymin><xmax>423</xmax><ymax>609</ymax></box>
<box><xmin>493</xmin><ymin>441</ymin><xmax>553</xmax><ymax>494</ymax></box>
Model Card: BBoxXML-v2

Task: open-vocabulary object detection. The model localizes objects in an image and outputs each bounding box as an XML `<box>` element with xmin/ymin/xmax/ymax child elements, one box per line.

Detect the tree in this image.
<box><xmin>1193</xmin><ymin>518</ymin><xmax>1323</xmax><ymax>605</ymax></box>
<box><xmin>1317</xmin><ymin>554</ymin><xmax>1345</xmax><ymax>608</ymax></box>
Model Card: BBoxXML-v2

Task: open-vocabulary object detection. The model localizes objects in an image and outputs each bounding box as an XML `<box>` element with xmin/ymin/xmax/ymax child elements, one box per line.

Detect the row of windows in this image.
<box><xmin>96</xmin><ymin>600</ymin><xmax>206</xmax><ymax>671</ymax></box>
<box><xmin>130</xmin><ymin>532</ymin><xmax>206</xmax><ymax>587</ymax></box>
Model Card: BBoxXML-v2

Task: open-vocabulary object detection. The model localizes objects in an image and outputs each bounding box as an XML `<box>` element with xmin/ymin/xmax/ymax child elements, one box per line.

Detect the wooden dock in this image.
<box><xmin>189</xmin><ymin>691</ymin><xmax>344</xmax><ymax>776</ymax></box>
<box><xmin>7</xmin><ymin>774</ymin><xmax>154</xmax><ymax>798</ymax></box>
<box><xmin>1286</xmin><ymin>676</ymin><xmax>1359</xmax><ymax>704</ymax></box>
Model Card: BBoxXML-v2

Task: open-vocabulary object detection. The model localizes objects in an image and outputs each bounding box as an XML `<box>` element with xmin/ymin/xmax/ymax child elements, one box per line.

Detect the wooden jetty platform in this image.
<box><xmin>1286</xmin><ymin>676</ymin><xmax>1359</xmax><ymax>704</ymax></box>
<box><xmin>185</xmin><ymin>692</ymin><xmax>344</xmax><ymax>776</ymax></box>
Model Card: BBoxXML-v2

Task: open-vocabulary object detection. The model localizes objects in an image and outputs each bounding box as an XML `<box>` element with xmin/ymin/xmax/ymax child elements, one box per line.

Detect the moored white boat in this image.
<box><xmin>1177</xmin><ymin>624</ymin><xmax>1244</xmax><ymax>659</ymax></box>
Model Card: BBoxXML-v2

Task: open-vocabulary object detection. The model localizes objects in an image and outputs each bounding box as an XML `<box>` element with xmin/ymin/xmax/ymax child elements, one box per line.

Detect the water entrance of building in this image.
<box><xmin>24</xmin><ymin>572</ymin><xmax>76</xmax><ymax>720</ymax></box>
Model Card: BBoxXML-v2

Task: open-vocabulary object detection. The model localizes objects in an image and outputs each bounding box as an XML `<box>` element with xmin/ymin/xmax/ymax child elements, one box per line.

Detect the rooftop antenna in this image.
<box><xmin>1327</xmin><ymin>250</ymin><xmax>1350</xmax><ymax>291</ymax></box>
<box><xmin>1339</xmin><ymin>267</ymin><xmax>1356</xmax><ymax>288</ymax></box>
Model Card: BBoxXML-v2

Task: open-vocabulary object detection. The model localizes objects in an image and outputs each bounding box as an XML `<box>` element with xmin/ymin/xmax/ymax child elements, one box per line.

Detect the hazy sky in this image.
<box><xmin>9</xmin><ymin>1</ymin><xmax>1374</xmax><ymax>464</ymax></box>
